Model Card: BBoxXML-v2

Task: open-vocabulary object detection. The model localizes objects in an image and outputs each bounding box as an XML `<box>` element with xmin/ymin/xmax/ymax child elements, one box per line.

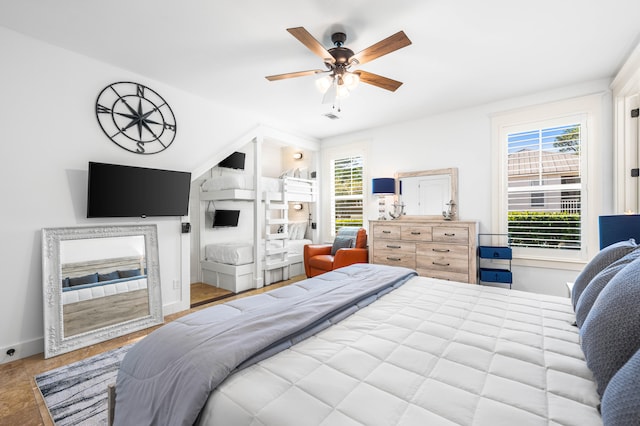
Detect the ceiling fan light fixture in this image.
<box><xmin>342</xmin><ymin>72</ymin><xmax>360</xmax><ymax>90</ymax></box>
<box><xmin>315</xmin><ymin>75</ymin><xmax>334</xmax><ymax>94</ymax></box>
<box><xmin>336</xmin><ymin>84</ymin><xmax>350</xmax><ymax>99</ymax></box>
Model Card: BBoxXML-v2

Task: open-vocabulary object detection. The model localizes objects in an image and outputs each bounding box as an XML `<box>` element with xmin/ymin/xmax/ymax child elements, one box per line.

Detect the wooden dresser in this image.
<box><xmin>370</xmin><ymin>220</ymin><xmax>478</xmax><ymax>284</ymax></box>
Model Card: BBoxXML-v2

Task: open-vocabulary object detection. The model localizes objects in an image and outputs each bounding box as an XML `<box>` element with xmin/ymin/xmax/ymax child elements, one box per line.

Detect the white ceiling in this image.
<box><xmin>2</xmin><ymin>0</ymin><xmax>639</xmax><ymax>140</ymax></box>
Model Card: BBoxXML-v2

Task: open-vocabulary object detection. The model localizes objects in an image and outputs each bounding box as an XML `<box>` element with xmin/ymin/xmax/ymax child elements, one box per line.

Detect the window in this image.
<box><xmin>506</xmin><ymin>124</ymin><xmax>583</xmax><ymax>251</ymax></box>
<box><xmin>492</xmin><ymin>94</ymin><xmax>605</xmax><ymax>264</ymax></box>
<box><xmin>330</xmin><ymin>155</ymin><xmax>364</xmax><ymax>234</ymax></box>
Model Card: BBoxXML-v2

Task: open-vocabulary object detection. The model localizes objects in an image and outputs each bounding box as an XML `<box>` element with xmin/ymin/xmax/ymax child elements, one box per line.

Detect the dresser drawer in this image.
<box><xmin>373</xmin><ymin>225</ymin><xmax>400</xmax><ymax>240</ymax></box>
<box><xmin>401</xmin><ymin>226</ymin><xmax>432</xmax><ymax>242</ymax></box>
<box><xmin>373</xmin><ymin>240</ymin><xmax>415</xmax><ymax>268</ymax></box>
<box><xmin>374</xmin><ymin>240</ymin><xmax>416</xmax><ymax>254</ymax></box>
<box><xmin>417</xmin><ymin>268</ymin><xmax>469</xmax><ymax>283</ymax></box>
<box><xmin>416</xmin><ymin>243</ymin><xmax>469</xmax><ymax>274</ymax></box>
<box><xmin>432</xmin><ymin>226</ymin><xmax>469</xmax><ymax>244</ymax></box>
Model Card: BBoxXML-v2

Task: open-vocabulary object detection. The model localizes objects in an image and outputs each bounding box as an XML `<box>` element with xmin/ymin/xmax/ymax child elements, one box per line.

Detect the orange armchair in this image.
<box><xmin>303</xmin><ymin>227</ymin><xmax>369</xmax><ymax>278</ymax></box>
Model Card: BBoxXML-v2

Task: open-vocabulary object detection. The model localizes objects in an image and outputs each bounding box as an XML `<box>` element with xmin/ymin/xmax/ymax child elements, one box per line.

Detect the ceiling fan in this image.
<box><xmin>266</xmin><ymin>27</ymin><xmax>412</xmax><ymax>101</ymax></box>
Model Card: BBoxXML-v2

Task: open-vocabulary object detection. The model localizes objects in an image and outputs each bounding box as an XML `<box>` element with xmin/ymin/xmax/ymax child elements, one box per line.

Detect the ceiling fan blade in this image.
<box><xmin>287</xmin><ymin>27</ymin><xmax>335</xmax><ymax>64</ymax></box>
<box><xmin>350</xmin><ymin>31</ymin><xmax>412</xmax><ymax>66</ymax></box>
<box><xmin>265</xmin><ymin>69</ymin><xmax>326</xmax><ymax>81</ymax></box>
<box><xmin>355</xmin><ymin>70</ymin><xmax>403</xmax><ymax>92</ymax></box>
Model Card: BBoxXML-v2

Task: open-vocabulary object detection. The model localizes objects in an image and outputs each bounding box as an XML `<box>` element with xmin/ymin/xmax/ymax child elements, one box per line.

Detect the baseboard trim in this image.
<box><xmin>1</xmin><ymin>337</ymin><xmax>43</xmax><ymax>364</ymax></box>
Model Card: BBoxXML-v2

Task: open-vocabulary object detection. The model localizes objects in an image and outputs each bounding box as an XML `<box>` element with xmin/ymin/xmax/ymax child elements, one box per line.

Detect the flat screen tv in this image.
<box><xmin>218</xmin><ymin>152</ymin><xmax>245</xmax><ymax>170</ymax></box>
<box><xmin>212</xmin><ymin>210</ymin><xmax>240</xmax><ymax>227</ymax></box>
<box><xmin>87</xmin><ymin>162</ymin><xmax>191</xmax><ymax>218</ymax></box>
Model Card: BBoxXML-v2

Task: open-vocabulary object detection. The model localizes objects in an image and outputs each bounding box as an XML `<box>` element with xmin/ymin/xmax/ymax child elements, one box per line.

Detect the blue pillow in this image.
<box><xmin>98</xmin><ymin>271</ymin><xmax>120</xmax><ymax>282</ymax></box>
<box><xmin>575</xmin><ymin>249</ymin><xmax>640</xmax><ymax>327</ymax></box>
<box><xmin>580</xmin><ymin>256</ymin><xmax>640</xmax><ymax>396</ymax></box>
<box><xmin>601</xmin><ymin>348</ymin><xmax>640</xmax><ymax>425</ymax></box>
<box><xmin>61</xmin><ymin>277</ymin><xmax>70</xmax><ymax>288</ymax></box>
<box><xmin>68</xmin><ymin>273</ymin><xmax>98</xmax><ymax>287</ymax></box>
<box><xmin>331</xmin><ymin>236</ymin><xmax>354</xmax><ymax>256</ymax></box>
<box><xmin>571</xmin><ymin>239</ymin><xmax>637</xmax><ymax>309</ymax></box>
<box><xmin>118</xmin><ymin>269</ymin><xmax>142</xmax><ymax>278</ymax></box>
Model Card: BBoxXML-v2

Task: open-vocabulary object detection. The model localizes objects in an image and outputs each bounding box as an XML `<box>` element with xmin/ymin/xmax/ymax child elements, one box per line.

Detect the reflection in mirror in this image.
<box><xmin>42</xmin><ymin>225</ymin><xmax>163</xmax><ymax>358</ymax></box>
<box><xmin>396</xmin><ymin>168</ymin><xmax>458</xmax><ymax>219</ymax></box>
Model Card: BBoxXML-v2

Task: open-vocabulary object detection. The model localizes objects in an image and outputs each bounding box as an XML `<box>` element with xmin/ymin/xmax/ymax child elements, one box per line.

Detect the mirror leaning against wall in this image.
<box><xmin>42</xmin><ymin>225</ymin><xmax>163</xmax><ymax>358</ymax></box>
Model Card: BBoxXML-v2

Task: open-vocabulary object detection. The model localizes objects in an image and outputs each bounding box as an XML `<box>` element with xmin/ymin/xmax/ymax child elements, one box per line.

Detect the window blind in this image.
<box><xmin>330</xmin><ymin>156</ymin><xmax>364</xmax><ymax>234</ymax></box>
<box><xmin>507</xmin><ymin>124</ymin><xmax>582</xmax><ymax>250</ymax></box>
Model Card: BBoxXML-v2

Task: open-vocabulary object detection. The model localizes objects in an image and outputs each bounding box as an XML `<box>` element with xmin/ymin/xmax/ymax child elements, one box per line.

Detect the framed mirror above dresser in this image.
<box><xmin>395</xmin><ymin>167</ymin><xmax>458</xmax><ymax>220</ymax></box>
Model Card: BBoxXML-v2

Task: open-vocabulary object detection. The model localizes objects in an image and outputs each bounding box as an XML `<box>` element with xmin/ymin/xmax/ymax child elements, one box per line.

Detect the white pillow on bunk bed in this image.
<box><xmin>288</xmin><ymin>222</ymin><xmax>307</xmax><ymax>240</ymax></box>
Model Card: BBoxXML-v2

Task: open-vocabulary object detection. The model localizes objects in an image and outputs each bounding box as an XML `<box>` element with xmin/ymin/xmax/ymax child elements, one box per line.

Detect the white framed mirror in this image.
<box><xmin>42</xmin><ymin>225</ymin><xmax>163</xmax><ymax>358</ymax></box>
<box><xmin>395</xmin><ymin>167</ymin><xmax>458</xmax><ymax>220</ymax></box>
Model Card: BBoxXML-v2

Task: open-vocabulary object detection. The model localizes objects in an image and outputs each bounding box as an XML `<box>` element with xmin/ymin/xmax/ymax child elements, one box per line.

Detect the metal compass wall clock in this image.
<box><xmin>95</xmin><ymin>81</ymin><xmax>177</xmax><ymax>155</ymax></box>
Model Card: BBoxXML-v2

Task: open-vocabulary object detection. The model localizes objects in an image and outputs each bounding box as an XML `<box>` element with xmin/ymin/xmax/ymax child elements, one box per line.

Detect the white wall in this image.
<box><xmin>0</xmin><ymin>27</ymin><xmax>270</xmax><ymax>362</ymax></box>
<box><xmin>321</xmin><ymin>79</ymin><xmax>613</xmax><ymax>297</ymax></box>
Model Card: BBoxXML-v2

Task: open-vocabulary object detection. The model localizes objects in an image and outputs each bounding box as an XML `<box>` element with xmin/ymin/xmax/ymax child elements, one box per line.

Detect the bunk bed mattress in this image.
<box><xmin>201</xmin><ymin>175</ymin><xmax>281</xmax><ymax>192</ymax></box>
<box><xmin>198</xmin><ymin>277</ymin><xmax>601</xmax><ymax>426</ymax></box>
<box><xmin>205</xmin><ymin>242</ymin><xmax>255</xmax><ymax>265</ymax></box>
<box><xmin>205</xmin><ymin>239</ymin><xmax>311</xmax><ymax>265</ymax></box>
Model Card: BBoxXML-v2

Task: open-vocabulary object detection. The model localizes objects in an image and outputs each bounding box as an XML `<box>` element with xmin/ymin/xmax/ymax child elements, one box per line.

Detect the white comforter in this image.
<box><xmin>198</xmin><ymin>277</ymin><xmax>601</xmax><ymax>426</ymax></box>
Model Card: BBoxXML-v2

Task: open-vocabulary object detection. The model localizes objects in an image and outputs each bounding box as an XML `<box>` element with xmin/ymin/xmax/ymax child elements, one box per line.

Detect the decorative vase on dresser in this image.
<box><xmin>370</xmin><ymin>219</ymin><xmax>478</xmax><ymax>284</ymax></box>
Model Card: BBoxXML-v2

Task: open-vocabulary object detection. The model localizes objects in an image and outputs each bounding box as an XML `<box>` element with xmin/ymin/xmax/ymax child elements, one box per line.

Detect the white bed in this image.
<box><xmin>62</xmin><ymin>277</ymin><xmax>147</xmax><ymax>304</ymax></box>
<box><xmin>202</xmin><ymin>237</ymin><xmax>312</xmax><ymax>292</ymax></box>
<box><xmin>200</xmin><ymin>174</ymin><xmax>316</xmax><ymax>202</ymax></box>
<box><xmin>115</xmin><ymin>246</ymin><xmax>640</xmax><ymax>425</ymax></box>
<box><xmin>196</xmin><ymin>276</ymin><xmax>602</xmax><ymax>425</ymax></box>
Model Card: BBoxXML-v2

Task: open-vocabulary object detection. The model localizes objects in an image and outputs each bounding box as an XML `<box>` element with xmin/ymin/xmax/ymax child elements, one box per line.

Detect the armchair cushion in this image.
<box><xmin>331</xmin><ymin>236</ymin><xmax>354</xmax><ymax>255</ymax></box>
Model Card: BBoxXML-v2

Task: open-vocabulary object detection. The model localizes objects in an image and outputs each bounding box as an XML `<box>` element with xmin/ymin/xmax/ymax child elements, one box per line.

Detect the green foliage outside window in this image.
<box><xmin>508</xmin><ymin>211</ymin><xmax>581</xmax><ymax>249</ymax></box>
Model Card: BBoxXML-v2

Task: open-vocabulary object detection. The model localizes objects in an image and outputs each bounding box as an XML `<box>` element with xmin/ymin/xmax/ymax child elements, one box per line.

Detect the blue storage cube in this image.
<box><xmin>480</xmin><ymin>268</ymin><xmax>513</xmax><ymax>283</ymax></box>
<box><xmin>478</xmin><ymin>246</ymin><xmax>512</xmax><ymax>260</ymax></box>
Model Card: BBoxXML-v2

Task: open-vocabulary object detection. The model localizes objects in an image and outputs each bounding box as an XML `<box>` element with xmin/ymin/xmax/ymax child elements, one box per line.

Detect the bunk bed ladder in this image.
<box><xmin>264</xmin><ymin>194</ymin><xmax>290</xmax><ymax>283</ymax></box>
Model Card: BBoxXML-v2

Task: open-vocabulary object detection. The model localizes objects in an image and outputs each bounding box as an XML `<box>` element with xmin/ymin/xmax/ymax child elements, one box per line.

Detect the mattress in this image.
<box><xmin>62</xmin><ymin>277</ymin><xmax>147</xmax><ymax>305</ymax></box>
<box><xmin>205</xmin><ymin>239</ymin><xmax>311</xmax><ymax>265</ymax></box>
<box><xmin>201</xmin><ymin>175</ymin><xmax>281</xmax><ymax>192</ymax></box>
<box><xmin>198</xmin><ymin>276</ymin><xmax>602</xmax><ymax>426</ymax></box>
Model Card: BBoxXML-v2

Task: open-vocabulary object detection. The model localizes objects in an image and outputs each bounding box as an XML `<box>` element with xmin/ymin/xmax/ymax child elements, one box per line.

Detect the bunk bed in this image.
<box><xmin>199</xmin><ymin>174</ymin><xmax>317</xmax><ymax>293</ymax></box>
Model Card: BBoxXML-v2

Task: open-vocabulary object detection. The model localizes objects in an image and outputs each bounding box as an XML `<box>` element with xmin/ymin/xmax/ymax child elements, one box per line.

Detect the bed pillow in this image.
<box><xmin>579</xmin><ymin>256</ymin><xmax>640</xmax><ymax>396</ymax></box>
<box><xmin>575</xmin><ymin>248</ymin><xmax>640</xmax><ymax>327</ymax></box>
<box><xmin>98</xmin><ymin>270</ymin><xmax>120</xmax><ymax>282</ymax></box>
<box><xmin>331</xmin><ymin>236</ymin><xmax>353</xmax><ymax>255</ymax></box>
<box><xmin>68</xmin><ymin>273</ymin><xmax>98</xmax><ymax>287</ymax></box>
<box><xmin>118</xmin><ymin>269</ymin><xmax>141</xmax><ymax>278</ymax></box>
<box><xmin>288</xmin><ymin>222</ymin><xmax>307</xmax><ymax>240</ymax></box>
<box><xmin>600</xmin><ymin>348</ymin><xmax>640</xmax><ymax>426</ymax></box>
<box><xmin>571</xmin><ymin>238</ymin><xmax>637</xmax><ymax>309</ymax></box>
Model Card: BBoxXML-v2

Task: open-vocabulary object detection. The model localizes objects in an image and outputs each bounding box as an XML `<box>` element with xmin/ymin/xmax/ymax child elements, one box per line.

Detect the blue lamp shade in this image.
<box><xmin>372</xmin><ymin>178</ymin><xmax>395</xmax><ymax>195</ymax></box>
<box><xmin>599</xmin><ymin>214</ymin><xmax>640</xmax><ymax>249</ymax></box>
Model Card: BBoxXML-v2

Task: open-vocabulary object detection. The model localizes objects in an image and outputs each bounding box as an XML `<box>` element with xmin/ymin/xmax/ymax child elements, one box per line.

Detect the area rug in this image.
<box><xmin>35</xmin><ymin>344</ymin><xmax>132</xmax><ymax>426</ymax></box>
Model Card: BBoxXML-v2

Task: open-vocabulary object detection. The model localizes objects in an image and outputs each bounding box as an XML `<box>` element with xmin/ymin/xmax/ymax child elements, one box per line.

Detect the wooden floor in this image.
<box><xmin>190</xmin><ymin>282</ymin><xmax>234</xmax><ymax>307</ymax></box>
<box><xmin>0</xmin><ymin>275</ymin><xmax>305</xmax><ymax>425</ymax></box>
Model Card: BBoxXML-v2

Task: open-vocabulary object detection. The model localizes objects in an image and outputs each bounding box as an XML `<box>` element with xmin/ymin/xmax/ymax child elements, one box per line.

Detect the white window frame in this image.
<box><xmin>321</xmin><ymin>142</ymin><xmax>369</xmax><ymax>242</ymax></box>
<box><xmin>491</xmin><ymin>94</ymin><xmax>605</xmax><ymax>268</ymax></box>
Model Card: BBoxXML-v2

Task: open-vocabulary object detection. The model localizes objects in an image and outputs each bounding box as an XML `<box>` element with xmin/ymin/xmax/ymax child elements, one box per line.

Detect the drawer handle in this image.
<box><xmin>382</xmin><ymin>230</ymin><xmax>391</xmax><ymax>234</ymax></box>
<box><xmin>387</xmin><ymin>257</ymin><xmax>402</xmax><ymax>262</ymax></box>
<box><xmin>410</xmin><ymin>231</ymin><xmax>421</xmax><ymax>235</ymax></box>
<box><xmin>432</xmin><ymin>248</ymin><xmax>450</xmax><ymax>253</ymax></box>
<box><xmin>433</xmin><ymin>261</ymin><xmax>450</xmax><ymax>267</ymax></box>
<box><xmin>386</xmin><ymin>245</ymin><xmax>401</xmax><ymax>249</ymax></box>
<box><xmin>444</xmin><ymin>233</ymin><xmax>456</xmax><ymax>237</ymax></box>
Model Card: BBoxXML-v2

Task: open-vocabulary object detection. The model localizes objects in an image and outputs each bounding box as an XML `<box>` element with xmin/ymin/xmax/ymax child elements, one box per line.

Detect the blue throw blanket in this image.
<box><xmin>113</xmin><ymin>264</ymin><xmax>417</xmax><ymax>426</ymax></box>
